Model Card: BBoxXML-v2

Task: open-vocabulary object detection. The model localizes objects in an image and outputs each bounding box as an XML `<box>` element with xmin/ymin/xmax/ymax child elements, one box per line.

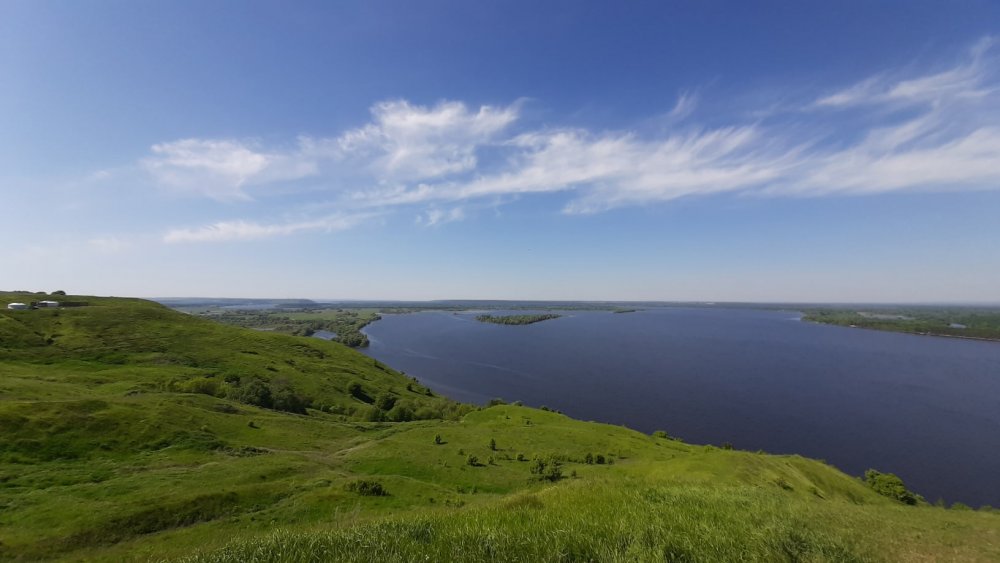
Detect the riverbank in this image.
<box><xmin>802</xmin><ymin>308</ymin><xmax>1000</xmax><ymax>343</ymax></box>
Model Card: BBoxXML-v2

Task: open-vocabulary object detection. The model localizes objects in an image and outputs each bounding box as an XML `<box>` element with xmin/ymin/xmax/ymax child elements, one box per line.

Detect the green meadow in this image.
<box><xmin>1</xmin><ymin>293</ymin><xmax>998</xmax><ymax>561</ymax></box>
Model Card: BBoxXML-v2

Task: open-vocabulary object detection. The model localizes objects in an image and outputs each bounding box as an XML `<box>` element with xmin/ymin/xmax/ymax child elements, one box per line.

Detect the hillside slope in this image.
<box><xmin>1</xmin><ymin>294</ymin><xmax>998</xmax><ymax>561</ymax></box>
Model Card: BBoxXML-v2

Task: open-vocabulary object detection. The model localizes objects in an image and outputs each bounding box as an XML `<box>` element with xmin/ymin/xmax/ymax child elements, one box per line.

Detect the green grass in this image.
<box><xmin>182</xmin><ymin>481</ymin><xmax>1000</xmax><ymax>563</ymax></box>
<box><xmin>1</xmin><ymin>293</ymin><xmax>999</xmax><ymax>561</ymax></box>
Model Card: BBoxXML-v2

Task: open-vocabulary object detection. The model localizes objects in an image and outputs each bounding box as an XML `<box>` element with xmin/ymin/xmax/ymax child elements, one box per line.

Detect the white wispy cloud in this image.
<box><xmin>334</xmin><ymin>99</ymin><xmax>520</xmax><ymax>180</ymax></box>
<box><xmin>782</xmin><ymin>37</ymin><xmax>1000</xmax><ymax>196</ymax></box>
<box><xmin>143</xmin><ymin>37</ymin><xmax>1000</xmax><ymax>241</ymax></box>
<box><xmin>143</xmin><ymin>138</ymin><xmax>318</xmax><ymax>201</ymax></box>
<box><xmin>417</xmin><ymin>206</ymin><xmax>466</xmax><ymax>226</ymax></box>
<box><xmin>349</xmin><ymin>125</ymin><xmax>789</xmax><ymax>214</ymax></box>
<box><xmin>163</xmin><ymin>212</ymin><xmax>375</xmax><ymax>243</ymax></box>
<box><xmin>666</xmin><ymin>91</ymin><xmax>698</xmax><ymax>121</ymax></box>
<box><xmin>815</xmin><ymin>37</ymin><xmax>997</xmax><ymax>108</ymax></box>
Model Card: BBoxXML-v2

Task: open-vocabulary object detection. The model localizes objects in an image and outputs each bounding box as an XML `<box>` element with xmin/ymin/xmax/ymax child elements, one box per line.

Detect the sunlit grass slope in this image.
<box><xmin>1</xmin><ymin>293</ymin><xmax>998</xmax><ymax>561</ymax></box>
<box><xmin>0</xmin><ymin>292</ymin><xmax>456</xmax><ymax>419</ymax></box>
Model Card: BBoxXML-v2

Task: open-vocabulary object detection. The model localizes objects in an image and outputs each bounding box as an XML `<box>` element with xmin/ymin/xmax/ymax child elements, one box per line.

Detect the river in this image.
<box><xmin>360</xmin><ymin>307</ymin><xmax>1000</xmax><ymax>506</ymax></box>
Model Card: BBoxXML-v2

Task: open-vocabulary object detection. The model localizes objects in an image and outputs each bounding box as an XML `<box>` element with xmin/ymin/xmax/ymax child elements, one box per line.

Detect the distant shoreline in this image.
<box><xmin>803</xmin><ymin>318</ymin><xmax>1000</xmax><ymax>343</ymax></box>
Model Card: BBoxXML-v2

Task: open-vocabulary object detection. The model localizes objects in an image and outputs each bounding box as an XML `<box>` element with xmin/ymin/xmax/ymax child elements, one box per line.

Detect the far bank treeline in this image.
<box><xmin>476</xmin><ymin>313</ymin><xmax>562</xmax><ymax>325</ymax></box>
<box><xmin>803</xmin><ymin>307</ymin><xmax>1000</xmax><ymax>341</ymax></box>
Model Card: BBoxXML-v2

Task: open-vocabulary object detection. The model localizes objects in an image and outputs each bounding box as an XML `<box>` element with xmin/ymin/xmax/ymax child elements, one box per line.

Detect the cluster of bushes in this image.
<box><xmin>345</xmin><ymin>380</ymin><xmax>473</xmax><ymax>422</ymax></box>
<box><xmin>651</xmin><ymin>430</ymin><xmax>683</xmax><ymax>442</ymax></box>
<box><xmin>865</xmin><ymin>469</ymin><xmax>921</xmax><ymax>505</ymax></box>
<box><xmin>583</xmin><ymin>452</ymin><xmax>610</xmax><ymax>465</ymax></box>
<box><xmin>344</xmin><ymin>479</ymin><xmax>387</xmax><ymax>496</ymax></box>
<box><xmin>337</xmin><ymin>331</ymin><xmax>369</xmax><ymax>347</ymax></box>
<box><xmin>172</xmin><ymin>375</ymin><xmax>312</xmax><ymax>415</ymax></box>
<box><xmin>228</xmin><ymin>376</ymin><xmax>311</xmax><ymax>414</ymax></box>
<box><xmin>173</xmin><ymin>374</ymin><xmax>472</xmax><ymax>422</ymax></box>
<box><xmin>529</xmin><ymin>456</ymin><xmax>564</xmax><ymax>481</ymax></box>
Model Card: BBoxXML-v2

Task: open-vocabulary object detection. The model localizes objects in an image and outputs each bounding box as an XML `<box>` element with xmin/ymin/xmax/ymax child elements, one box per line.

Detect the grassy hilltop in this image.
<box><xmin>1</xmin><ymin>294</ymin><xmax>998</xmax><ymax>561</ymax></box>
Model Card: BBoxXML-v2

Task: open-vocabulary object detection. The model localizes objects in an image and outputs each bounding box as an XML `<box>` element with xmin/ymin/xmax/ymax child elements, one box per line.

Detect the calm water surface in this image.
<box><xmin>361</xmin><ymin>307</ymin><xmax>1000</xmax><ymax>506</ymax></box>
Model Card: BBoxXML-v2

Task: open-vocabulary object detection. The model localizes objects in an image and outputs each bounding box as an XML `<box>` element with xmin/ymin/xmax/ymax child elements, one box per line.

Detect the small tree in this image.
<box><xmin>466</xmin><ymin>455</ymin><xmax>479</xmax><ymax>466</ymax></box>
<box><xmin>584</xmin><ymin>452</ymin><xmax>594</xmax><ymax>464</ymax></box>
<box><xmin>529</xmin><ymin>457</ymin><xmax>563</xmax><ymax>481</ymax></box>
<box><xmin>231</xmin><ymin>378</ymin><xmax>273</xmax><ymax>409</ymax></box>
<box><xmin>542</xmin><ymin>458</ymin><xmax>563</xmax><ymax>481</ymax></box>
<box><xmin>489</xmin><ymin>438</ymin><xmax>497</xmax><ymax>451</ymax></box>
<box><xmin>434</xmin><ymin>434</ymin><xmax>443</xmax><ymax>445</ymax></box>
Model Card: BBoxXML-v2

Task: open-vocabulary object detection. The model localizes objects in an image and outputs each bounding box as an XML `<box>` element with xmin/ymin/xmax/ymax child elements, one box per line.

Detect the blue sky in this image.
<box><xmin>2</xmin><ymin>1</ymin><xmax>1000</xmax><ymax>302</ymax></box>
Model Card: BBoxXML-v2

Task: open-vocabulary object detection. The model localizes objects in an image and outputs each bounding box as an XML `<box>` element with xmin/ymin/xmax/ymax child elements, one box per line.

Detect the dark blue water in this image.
<box><xmin>360</xmin><ymin>307</ymin><xmax>1000</xmax><ymax>506</ymax></box>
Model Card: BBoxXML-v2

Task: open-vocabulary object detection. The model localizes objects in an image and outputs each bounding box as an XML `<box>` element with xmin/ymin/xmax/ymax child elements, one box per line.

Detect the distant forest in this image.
<box><xmin>476</xmin><ymin>314</ymin><xmax>562</xmax><ymax>325</ymax></box>
<box><xmin>803</xmin><ymin>307</ymin><xmax>1000</xmax><ymax>341</ymax></box>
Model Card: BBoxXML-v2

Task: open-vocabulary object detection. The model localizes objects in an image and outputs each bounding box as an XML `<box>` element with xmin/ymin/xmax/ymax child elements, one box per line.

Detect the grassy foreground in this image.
<box><xmin>1</xmin><ymin>293</ymin><xmax>998</xmax><ymax>561</ymax></box>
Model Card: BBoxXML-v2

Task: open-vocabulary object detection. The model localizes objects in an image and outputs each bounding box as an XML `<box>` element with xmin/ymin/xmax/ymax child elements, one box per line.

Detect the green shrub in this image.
<box><xmin>177</xmin><ymin>377</ymin><xmax>222</xmax><ymax>397</ymax></box>
<box><xmin>865</xmin><ymin>469</ymin><xmax>918</xmax><ymax>505</ymax></box>
<box><xmin>375</xmin><ymin>392</ymin><xmax>397</xmax><ymax>411</ymax></box>
<box><xmin>347</xmin><ymin>381</ymin><xmax>364</xmax><ymax>399</ymax></box>
<box><xmin>272</xmin><ymin>388</ymin><xmax>310</xmax><ymax>414</ymax></box>
<box><xmin>529</xmin><ymin>457</ymin><xmax>563</xmax><ymax>482</ymax></box>
<box><xmin>387</xmin><ymin>403</ymin><xmax>414</xmax><ymax>421</ymax></box>
<box><xmin>344</xmin><ymin>479</ymin><xmax>387</xmax><ymax>497</ymax></box>
<box><xmin>229</xmin><ymin>378</ymin><xmax>273</xmax><ymax>409</ymax></box>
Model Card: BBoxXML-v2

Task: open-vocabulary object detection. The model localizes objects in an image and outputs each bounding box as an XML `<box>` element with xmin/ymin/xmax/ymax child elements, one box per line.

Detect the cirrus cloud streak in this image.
<box><xmin>146</xmin><ymin>38</ymin><xmax>1000</xmax><ymax>242</ymax></box>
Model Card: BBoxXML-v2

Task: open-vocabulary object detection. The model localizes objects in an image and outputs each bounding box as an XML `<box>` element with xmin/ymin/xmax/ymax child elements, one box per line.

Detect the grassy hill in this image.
<box><xmin>1</xmin><ymin>294</ymin><xmax>998</xmax><ymax>561</ymax></box>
